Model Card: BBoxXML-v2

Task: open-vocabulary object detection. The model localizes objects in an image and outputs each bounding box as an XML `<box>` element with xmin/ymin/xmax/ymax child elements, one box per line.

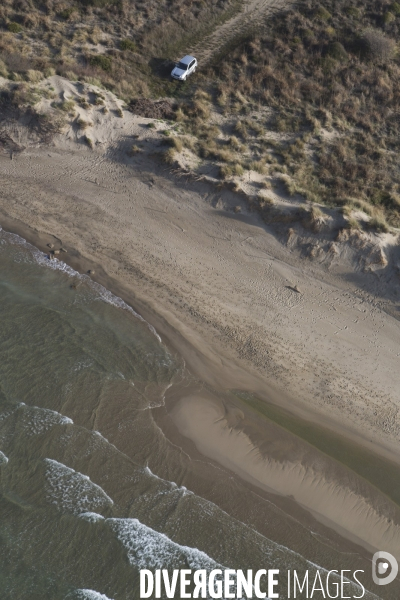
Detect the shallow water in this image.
<box><xmin>0</xmin><ymin>229</ymin><xmax>395</xmax><ymax>599</ymax></box>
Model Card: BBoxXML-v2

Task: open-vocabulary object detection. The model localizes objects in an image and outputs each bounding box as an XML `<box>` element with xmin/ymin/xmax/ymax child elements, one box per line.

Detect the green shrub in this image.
<box><xmin>302</xmin><ymin>28</ymin><xmax>315</xmax><ymax>42</ymax></box>
<box><xmin>7</xmin><ymin>22</ymin><xmax>22</xmax><ymax>33</ymax></box>
<box><xmin>120</xmin><ymin>39</ymin><xmax>136</xmax><ymax>52</ymax></box>
<box><xmin>383</xmin><ymin>11</ymin><xmax>396</xmax><ymax>24</ymax></box>
<box><xmin>345</xmin><ymin>6</ymin><xmax>360</xmax><ymax>17</ymax></box>
<box><xmin>327</xmin><ymin>41</ymin><xmax>348</xmax><ymax>61</ymax></box>
<box><xmin>391</xmin><ymin>2</ymin><xmax>400</xmax><ymax>14</ymax></box>
<box><xmin>89</xmin><ymin>55</ymin><xmax>112</xmax><ymax>72</ymax></box>
<box><xmin>314</xmin><ymin>7</ymin><xmax>331</xmax><ymax>21</ymax></box>
<box><xmin>59</xmin><ymin>8</ymin><xmax>76</xmax><ymax>20</ymax></box>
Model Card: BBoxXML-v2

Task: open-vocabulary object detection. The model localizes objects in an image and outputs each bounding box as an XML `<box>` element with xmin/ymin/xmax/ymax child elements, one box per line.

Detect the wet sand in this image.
<box><xmin>169</xmin><ymin>393</ymin><xmax>400</xmax><ymax>559</ymax></box>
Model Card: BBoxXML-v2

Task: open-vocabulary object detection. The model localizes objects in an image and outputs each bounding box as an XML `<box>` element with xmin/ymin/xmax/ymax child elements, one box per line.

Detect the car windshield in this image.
<box><xmin>177</xmin><ymin>62</ymin><xmax>188</xmax><ymax>70</ymax></box>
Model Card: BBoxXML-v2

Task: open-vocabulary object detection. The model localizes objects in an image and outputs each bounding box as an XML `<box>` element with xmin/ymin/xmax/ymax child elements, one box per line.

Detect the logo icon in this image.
<box><xmin>372</xmin><ymin>551</ymin><xmax>398</xmax><ymax>586</ymax></box>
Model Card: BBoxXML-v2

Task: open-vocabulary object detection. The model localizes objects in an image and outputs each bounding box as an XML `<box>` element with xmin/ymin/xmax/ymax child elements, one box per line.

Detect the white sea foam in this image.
<box><xmin>0</xmin><ymin>451</ymin><xmax>9</xmax><ymax>465</ymax></box>
<box><xmin>66</xmin><ymin>589</ymin><xmax>113</xmax><ymax>600</ymax></box>
<box><xmin>44</xmin><ymin>458</ymin><xmax>113</xmax><ymax>515</ymax></box>
<box><xmin>78</xmin><ymin>512</ymin><xmax>105</xmax><ymax>523</ymax></box>
<box><xmin>72</xmin><ymin>358</ymin><xmax>94</xmax><ymax>373</ymax></box>
<box><xmin>94</xmin><ymin>430</ymin><xmax>109</xmax><ymax>442</ymax></box>
<box><xmin>0</xmin><ymin>227</ymin><xmax>162</xmax><ymax>342</ymax></box>
<box><xmin>143</xmin><ymin>465</ymin><xmax>164</xmax><ymax>481</ymax></box>
<box><xmin>21</xmin><ymin>405</ymin><xmax>73</xmax><ymax>436</ymax></box>
<box><xmin>107</xmin><ymin>518</ymin><xmax>265</xmax><ymax>600</ymax></box>
<box><xmin>143</xmin><ymin>465</ymin><xmax>190</xmax><ymax>496</ymax></box>
<box><xmin>107</xmin><ymin>517</ymin><xmax>222</xmax><ymax>571</ymax></box>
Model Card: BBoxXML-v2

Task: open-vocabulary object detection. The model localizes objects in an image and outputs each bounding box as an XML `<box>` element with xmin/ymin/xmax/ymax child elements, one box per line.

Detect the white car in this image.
<box><xmin>171</xmin><ymin>55</ymin><xmax>197</xmax><ymax>81</ymax></box>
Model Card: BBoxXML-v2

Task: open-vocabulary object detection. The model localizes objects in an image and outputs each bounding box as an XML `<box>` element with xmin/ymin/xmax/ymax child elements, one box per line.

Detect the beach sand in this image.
<box><xmin>1</xmin><ymin>85</ymin><xmax>400</xmax><ymax>560</ymax></box>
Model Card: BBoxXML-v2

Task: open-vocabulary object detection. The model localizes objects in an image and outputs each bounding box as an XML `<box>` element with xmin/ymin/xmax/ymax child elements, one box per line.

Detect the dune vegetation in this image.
<box><xmin>0</xmin><ymin>0</ymin><xmax>240</xmax><ymax>98</ymax></box>
<box><xmin>200</xmin><ymin>0</ymin><xmax>400</xmax><ymax>228</ymax></box>
<box><xmin>1</xmin><ymin>0</ymin><xmax>400</xmax><ymax>228</ymax></box>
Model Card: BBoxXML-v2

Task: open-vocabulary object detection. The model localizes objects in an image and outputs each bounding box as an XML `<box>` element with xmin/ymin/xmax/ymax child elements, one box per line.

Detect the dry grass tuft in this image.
<box><xmin>220</xmin><ymin>163</ymin><xmax>244</xmax><ymax>179</ymax></box>
<box><xmin>77</xmin><ymin>118</ymin><xmax>91</xmax><ymax>130</ymax></box>
<box><xmin>129</xmin><ymin>144</ymin><xmax>142</xmax><ymax>155</ymax></box>
<box><xmin>58</xmin><ymin>100</ymin><xmax>75</xmax><ymax>113</ymax></box>
<box><xmin>367</xmin><ymin>215</ymin><xmax>389</xmax><ymax>233</ymax></box>
<box><xmin>168</xmin><ymin>136</ymin><xmax>183</xmax><ymax>152</ymax></box>
<box><xmin>163</xmin><ymin>147</ymin><xmax>177</xmax><ymax>164</ymax></box>
<box><xmin>346</xmin><ymin>217</ymin><xmax>361</xmax><ymax>230</ymax></box>
<box><xmin>26</xmin><ymin>70</ymin><xmax>43</xmax><ymax>83</ymax></box>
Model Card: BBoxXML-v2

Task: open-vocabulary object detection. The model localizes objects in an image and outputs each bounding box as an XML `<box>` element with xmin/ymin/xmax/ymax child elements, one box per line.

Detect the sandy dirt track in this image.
<box><xmin>0</xmin><ymin>122</ymin><xmax>400</xmax><ymax>463</ymax></box>
<box><xmin>190</xmin><ymin>0</ymin><xmax>293</xmax><ymax>64</ymax></box>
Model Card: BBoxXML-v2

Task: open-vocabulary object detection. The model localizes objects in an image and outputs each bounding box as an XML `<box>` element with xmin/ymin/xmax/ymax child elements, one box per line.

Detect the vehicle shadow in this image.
<box><xmin>148</xmin><ymin>57</ymin><xmax>175</xmax><ymax>79</ymax></box>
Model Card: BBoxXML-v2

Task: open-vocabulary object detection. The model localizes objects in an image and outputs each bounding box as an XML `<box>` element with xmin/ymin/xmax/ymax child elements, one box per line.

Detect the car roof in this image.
<box><xmin>179</xmin><ymin>55</ymin><xmax>196</xmax><ymax>65</ymax></box>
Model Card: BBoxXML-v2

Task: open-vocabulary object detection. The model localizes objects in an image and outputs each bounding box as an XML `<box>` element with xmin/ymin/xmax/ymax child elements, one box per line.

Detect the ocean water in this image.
<box><xmin>0</xmin><ymin>228</ymin><xmax>392</xmax><ymax>599</ymax></box>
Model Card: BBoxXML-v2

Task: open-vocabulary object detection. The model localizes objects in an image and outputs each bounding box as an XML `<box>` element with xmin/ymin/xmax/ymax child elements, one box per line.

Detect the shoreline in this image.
<box><xmin>2</xmin><ymin>200</ymin><xmax>400</xmax><ymax>561</ymax></box>
<box><xmin>1</xmin><ymin>201</ymin><xmax>400</xmax><ymax>469</ymax></box>
<box><xmin>1</xmin><ymin>142</ymin><xmax>400</xmax><ymax>564</ymax></box>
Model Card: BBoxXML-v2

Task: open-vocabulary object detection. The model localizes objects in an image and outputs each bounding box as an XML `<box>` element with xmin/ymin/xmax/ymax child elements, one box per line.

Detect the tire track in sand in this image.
<box><xmin>189</xmin><ymin>0</ymin><xmax>294</xmax><ymax>65</ymax></box>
